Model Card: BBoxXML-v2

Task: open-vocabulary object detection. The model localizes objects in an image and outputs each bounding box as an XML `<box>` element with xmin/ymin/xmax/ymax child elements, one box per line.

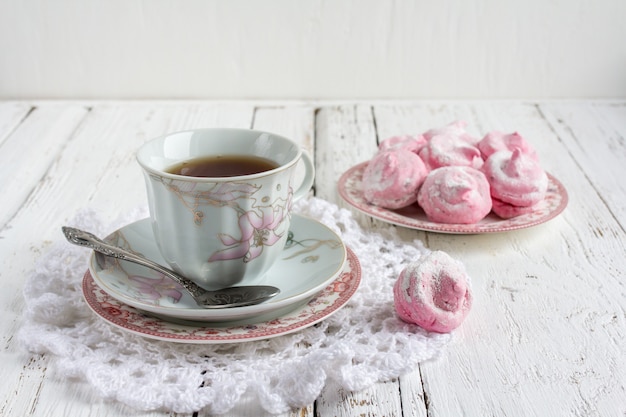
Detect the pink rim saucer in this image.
<box><xmin>82</xmin><ymin>248</ymin><xmax>361</xmax><ymax>344</ymax></box>
<box><xmin>338</xmin><ymin>161</ymin><xmax>568</xmax><ymax>234</ymax></box>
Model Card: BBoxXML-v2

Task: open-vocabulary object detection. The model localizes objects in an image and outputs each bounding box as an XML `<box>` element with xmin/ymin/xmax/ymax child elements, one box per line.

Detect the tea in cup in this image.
<box><xmin>136</xmin><ymin>128</ymin><xmax>315</xmax><ymax>289</ymax></box>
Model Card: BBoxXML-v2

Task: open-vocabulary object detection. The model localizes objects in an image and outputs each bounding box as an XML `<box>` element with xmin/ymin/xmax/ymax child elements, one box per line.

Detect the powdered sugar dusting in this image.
<box><xmin>393</xmin><ymin>251</ymin><xmax>472</xmax><ymax>333</ymax></box>
<box><xmin>483</xmin><ymin>150</ymin><xmax>548</xmax><ymax>206</ymax></box>
<box><xmin>417</xmin><ymin>166</ymin><xmax>492</xmax><ymax>224</ymax></box>
<box><xmin>362</xmin><ymin>150</ymin><xmax>427</xmax><ymax>209</ymax></box>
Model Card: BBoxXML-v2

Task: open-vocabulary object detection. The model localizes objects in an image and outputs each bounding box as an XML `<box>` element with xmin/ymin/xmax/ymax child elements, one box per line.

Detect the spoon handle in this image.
<box><xmin>61</xmin><ymin>226</ymin><xmax>206</xmax><ymax>298</ymax></box>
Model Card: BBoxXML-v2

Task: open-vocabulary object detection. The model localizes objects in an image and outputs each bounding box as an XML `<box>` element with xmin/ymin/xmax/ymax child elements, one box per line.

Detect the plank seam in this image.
<box><xmin>536</xmin><ymin>104</ymin><xmax>626</xmax><ymax>235</ymax></box>
<box><xmin>0</xmin><ymin>105</ymin><xmax>36</xmax><ymax>148</ymax></box>
<box><xmin>0</xmin><ymin>106</ymin><xmax>93</xmax><ymax>232</ymax></box>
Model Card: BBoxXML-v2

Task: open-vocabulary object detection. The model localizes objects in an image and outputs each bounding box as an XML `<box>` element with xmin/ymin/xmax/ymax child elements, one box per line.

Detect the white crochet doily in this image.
<box><xmin>18</xmin><ymin>197</ymin><xmax>451</xmax><ymax>415</ymax></box>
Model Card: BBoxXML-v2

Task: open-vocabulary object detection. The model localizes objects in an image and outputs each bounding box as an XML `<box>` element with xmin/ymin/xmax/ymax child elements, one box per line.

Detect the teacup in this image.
<box><xmin>136</xmin><ymin>128</ymin><xmax>315</xmax><ymax>289</ymax></box>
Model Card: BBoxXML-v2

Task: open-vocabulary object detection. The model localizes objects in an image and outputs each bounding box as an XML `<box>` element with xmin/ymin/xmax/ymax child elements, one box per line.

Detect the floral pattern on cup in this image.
<box><xmin>155</xmin><ymin>175</ymin><xmax>295</xmax><ymax>264</ymax></box>
<box><xmin>155</xmin><ymin>176</ymin><xmax>263</xmax><ymax>226</ymax></box>
<box><xmin>209</xmin><ymin>193</ymin><xmax>292</xmax><ymax>263</ymax></box>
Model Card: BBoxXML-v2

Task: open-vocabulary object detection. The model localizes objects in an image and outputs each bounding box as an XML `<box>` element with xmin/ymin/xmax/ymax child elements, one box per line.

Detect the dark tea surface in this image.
<box><xmin>167</xmin><ymin>155</ymin><xmax>279</xmax><ymax>178</ymax></box>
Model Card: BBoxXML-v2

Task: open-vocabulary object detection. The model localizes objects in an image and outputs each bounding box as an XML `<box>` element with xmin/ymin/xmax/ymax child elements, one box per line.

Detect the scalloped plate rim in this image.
<box><xmin>82</xmin><ymin>248</ymin><xmax>361</xmax><ymax>344</ymax></box>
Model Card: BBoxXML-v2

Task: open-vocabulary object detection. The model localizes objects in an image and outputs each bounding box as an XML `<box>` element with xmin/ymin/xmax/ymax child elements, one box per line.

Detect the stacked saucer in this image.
<box><xmin>82</xmin><ymin>214</ymin><xmax>361</xmax><ymax>343</ymax></box>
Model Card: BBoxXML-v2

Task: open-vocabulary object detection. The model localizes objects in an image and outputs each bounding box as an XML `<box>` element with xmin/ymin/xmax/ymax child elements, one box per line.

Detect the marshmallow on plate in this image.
<box><xmin>482</xmin><ymin>149</ymin><xmax>548</xmax><ymax>208</ymax></box>
<box><xmin>490</xmin><ymin>197</ymin><xmax>540</xmax><ymax>219</ymax></box>
<box><xmin>362</xmin><ymin>150</ymin><xmax>429</xmax><ymax>209</ymax></box>
<box><xmin>478</xmin><ymin>131</ymin><xmax>538</xmax><ymax>161</ymax></box>
<box><xmin>417</xmin><ymin>166</ymin><xmax>492</xmax><ymax>224</ymax></box>
<box><xmin>378</xmin><ymin>134</ymin><xmax>427</xmax><ymax>154</ymax></box>
<box><xmin>422</xmin><ymin>120</ymin><xmax>478</xmax><ymax>145</ymax></box>
<box><xmin>418</xmin><ymin>134</ymin><xmax>483</xmax><ymax>171</ymax></box>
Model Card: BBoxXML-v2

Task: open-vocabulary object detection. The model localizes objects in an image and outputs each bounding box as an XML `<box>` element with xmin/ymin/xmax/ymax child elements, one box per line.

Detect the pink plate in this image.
<box><xmin>82</xmin><ymin>248</ymin><xmax>361</xmax><ymax>344</ymax></box>
<box><xmin>338</xmin><ymin>162</ymin><xmax>568</xmax><ymax>234</ymax></box>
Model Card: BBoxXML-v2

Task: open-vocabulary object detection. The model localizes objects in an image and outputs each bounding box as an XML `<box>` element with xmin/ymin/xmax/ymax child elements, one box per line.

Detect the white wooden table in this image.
<box><xmin>1</xmin><ymin>100</ymin><xmax>624</xmax><ymax>417</ymax></box>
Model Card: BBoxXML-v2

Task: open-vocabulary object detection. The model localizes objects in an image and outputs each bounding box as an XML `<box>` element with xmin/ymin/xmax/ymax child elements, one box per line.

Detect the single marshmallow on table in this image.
<box><xmin>477</xmin><ymin>131</ymin><xmax>538</xmax><ymax>161</ymax></box>
<box><xmin>482</xmin><ymin>149</ymin><xmax>548</xmax><ymax>208</ymax></box>
<box><xmin>362</xmin><ymin>149</ymin><xmax>428</xmax><ymax>209</ymax></box>
<box><xmin>378</xmin><ymin>134</ymin><xmax>427</xmax><ymax>154</ymax></box>
<box><xmin>393</xmin><ymin>251</ymin><xmax>473</xmax><ymax>333</ymax></box>
<box><xmin>418</xmin><ymin>133</ymin><xmax>484</xmax><ymax>171</ymax></box>
<box><xmin>417</xmin><ymin>166</ymin><xmax>492</xmax><ymax>224</ymax></box>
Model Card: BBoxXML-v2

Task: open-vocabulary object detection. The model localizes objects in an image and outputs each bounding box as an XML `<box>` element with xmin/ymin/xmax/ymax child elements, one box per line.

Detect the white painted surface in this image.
<box><xmin>1</xmin><ymin>0</ymin><xmax>625</xmax><ymax>99</ymax></box>
<box><xmin>1</xmin><ymin>99</ymin><xmax>625</xmax><ymax>416</ymax></box>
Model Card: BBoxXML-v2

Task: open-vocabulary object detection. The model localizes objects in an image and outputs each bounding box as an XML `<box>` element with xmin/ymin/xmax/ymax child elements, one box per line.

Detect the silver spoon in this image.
<box><xmin>62</xmin><ymin>226</ymin><xmax>280</xmax><ymax>309</ymax></box>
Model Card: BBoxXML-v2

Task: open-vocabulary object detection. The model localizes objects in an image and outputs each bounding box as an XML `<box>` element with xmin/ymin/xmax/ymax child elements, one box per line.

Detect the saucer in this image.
<box><xmin>338</xmin><ymin>161</ymin><xmax>569</xmax><ymax>234</ymax></box>
<box><xmin>88</xmin><ymin>214</ymin><xmax>347</xmax><ymax>322</ymax></box>
<box><xmin>83</xmin><ymin>248</ymin><xmax>361</xmax><ymax>344</ymax></box>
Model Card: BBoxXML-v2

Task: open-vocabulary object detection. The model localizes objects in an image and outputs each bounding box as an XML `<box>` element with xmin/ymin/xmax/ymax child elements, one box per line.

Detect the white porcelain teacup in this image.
<box><xmin>136</xmin><ymin>128</ymin><xmax>315</xmax><ymax>289</ymax></box>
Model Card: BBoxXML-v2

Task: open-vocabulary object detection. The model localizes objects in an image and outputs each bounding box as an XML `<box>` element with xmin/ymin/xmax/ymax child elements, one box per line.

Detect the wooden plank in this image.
<box><xmin>314</xmin><ymin>104</ymin><xmax>378</xmax><ymax>203</ymax></box>
<box><xmin>252</xmin><ymin>105</ymin><xmax>317</xmax><ymax>201</ymax></box>
<box><xmin>373</xmin><ymin>102</ymin><xmax>483</xmax><ymax>144</ymax></box>
<box><xmin>0</xmin><ymin>103</ymin><xmax>90</xmax><ymax>228</ymax></box>
<box><xmin>0</xmin><ymin>102</ymin><xmax>256</xmax><ymax>417</ymax></box>
<box><xmin>313</xmin><ymin>104</ymin><xmax>408</xmax><ymax>416</ymax></box>
<box><xmin>0</xmin><ymin>101</ymin><xmax>32</xmax><ymax>146</ymax></box>
<box><xmin>315</xmin><ymin>382</ymin><xmax>402</xmax><ymax>417</ymax></box>
<box><xmin>252</xmin><ymin>105</ymin><xmax>316</xmax><ymax>155</ymax></box>
<box><xmin>252</xmin><ymin>104</ymin><xmax>408</xmax><ymax>417</ymax></box>
<box><xmin>0</xmin><ymin>102</ymin><xmax>92</xmax><ymax>417</ymax></box>
<box><xmin>371</xmin><ymin>103</ymin><xmax>490</xmax><ymax>416</ymax></box>
<box><xmin>539</xmin><ymin>101</ymin><xmax>626</xmax><ymax>229</ymax></box>
<box><xmin>212</xmin><ymin>104</ymin><xmax>319</xmax><ymax>417</ymax></box>
<box><xmin>398</xmin><ymin>369</ymin><xmax>428</xmax><ymax>417</ymax></box>
<box><xmin>224</xmin><ymin>396</ymin><xmax>314</xmax><ymax>417</ymax></box>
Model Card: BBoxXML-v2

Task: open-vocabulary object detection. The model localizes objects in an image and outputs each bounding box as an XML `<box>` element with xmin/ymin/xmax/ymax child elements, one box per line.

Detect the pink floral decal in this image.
<box><xmin>128</xmin><ymin>274</ymin><xmax>183</xmax><ymax>304</ymax></box>
<box><xmin>100</xmin><ymin>301</ymin><xmax>132</xmax><ymax>320</ymax></box>
<box><xmin>331</xmin><ymin>271</ymin><xmax>353</xmax><ymax>292</ymax></box>
<box><xmin>209</xmin><ymin>200</ymin><xmax>290</xmax><ymax>263</ymax></box>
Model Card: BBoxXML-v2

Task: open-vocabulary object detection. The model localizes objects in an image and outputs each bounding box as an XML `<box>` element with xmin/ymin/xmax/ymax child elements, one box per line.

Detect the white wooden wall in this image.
<box><xmin>1</xmin><ymin>0</ymin><xmax>625</xmax><ymax>99</ymax></box>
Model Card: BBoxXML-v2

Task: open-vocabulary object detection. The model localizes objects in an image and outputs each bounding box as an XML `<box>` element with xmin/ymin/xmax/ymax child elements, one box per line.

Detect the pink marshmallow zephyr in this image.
<box><xmin>491</xmin><ymin>197</ymin><xmax>540</xmax><ymax>219</ymax></box>
<box><xmin>478</xmin><ymin>131</ymin><xmax>538</xmax><ymax>160</ymax></box>
<box><xmin>417</xmin><ymin>166</ymin><xmax>492</xmax><ymax>224</ymax></box>
<box><xmin>362</xmin><ymin>150</ymin><xmax>429</xmax><ymax>209</ymax></box>
<box><xmin>393</xmin><ymin>251</ymin><xmax>473</xmax><ymax>333</ymax></box>
<box><xmin>418</xmin><ymin>133</ymin><xmax>484</xmax><ymax>171</ymax></box>
<box><xmin>482</xmin><ymin>149</ymin><xmax>548</xmax><ymax>207</ymax></box>
<box><xmin>378</xmin><ymin>134</ymin><xmax>427</xmax><ymax>154</ymax></box>
<box><xmin>422</xmin><ymin>120</ymin><xmax>478</xmax><ymax>145</ymax></box>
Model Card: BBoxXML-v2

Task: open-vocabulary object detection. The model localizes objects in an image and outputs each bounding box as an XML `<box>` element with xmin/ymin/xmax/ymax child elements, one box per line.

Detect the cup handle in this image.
<box><xmin>292</xmin><ymin>151</ymin><xmax>315</xmax><ymax>202</ymax></box>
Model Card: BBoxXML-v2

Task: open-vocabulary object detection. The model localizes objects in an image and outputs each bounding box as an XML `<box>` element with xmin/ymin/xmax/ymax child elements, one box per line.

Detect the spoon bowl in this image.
<box><xmin>62</xmin><ymin>227</ymin><xmax>280</xmax><ymax>309</ymax></box>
